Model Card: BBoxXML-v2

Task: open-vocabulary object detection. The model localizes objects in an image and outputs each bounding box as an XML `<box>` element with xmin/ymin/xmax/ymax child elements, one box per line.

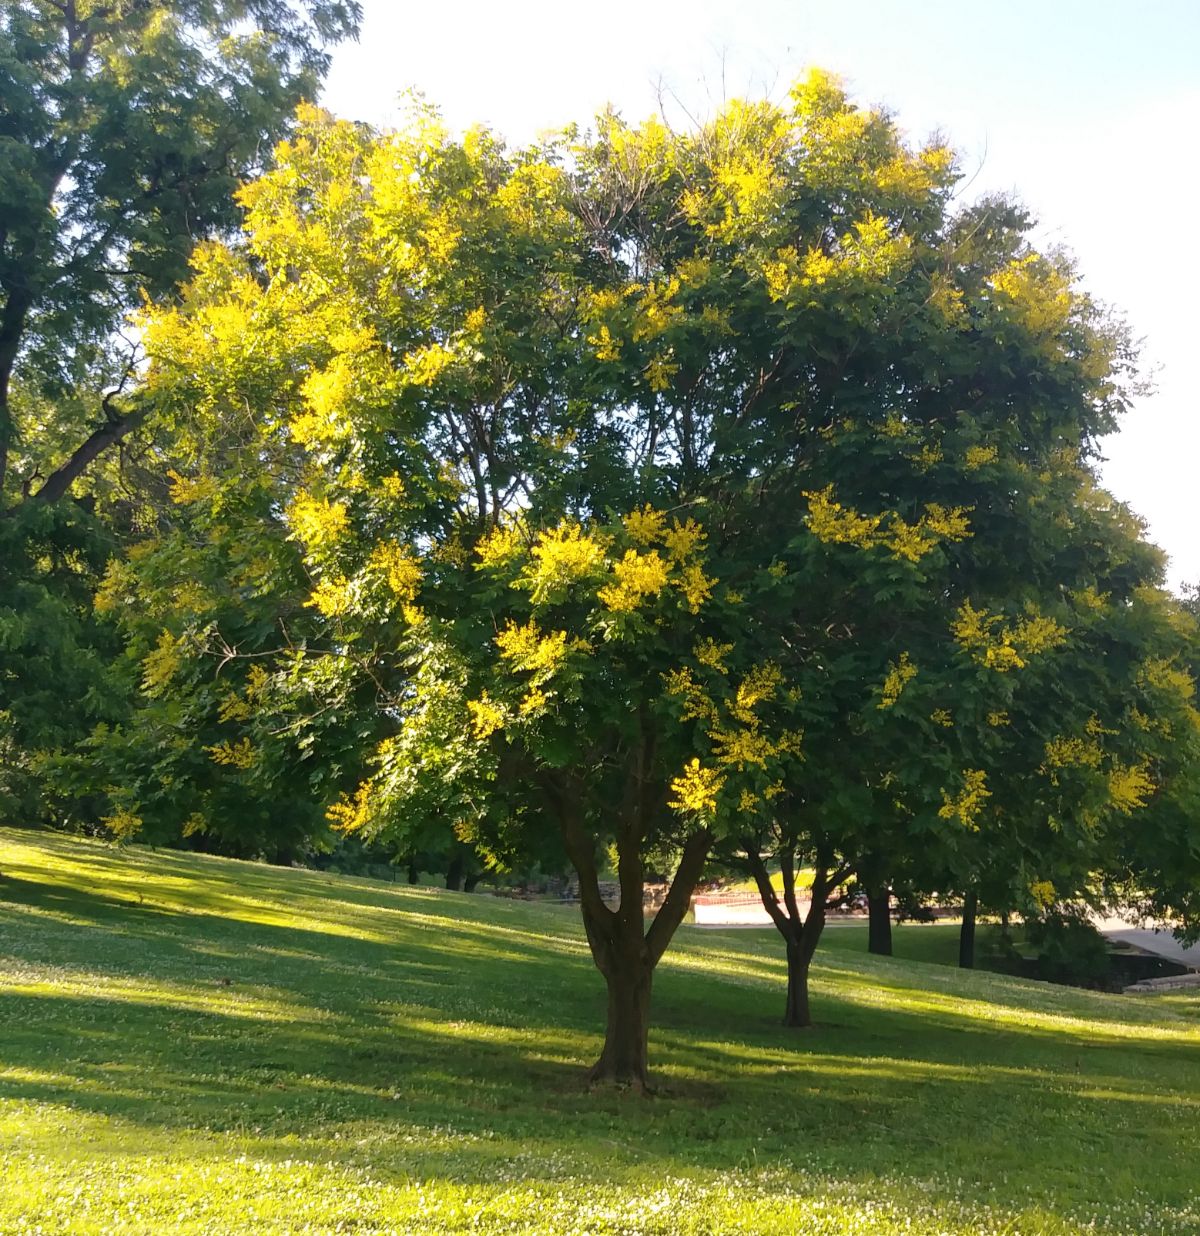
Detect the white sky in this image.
<box><xmin>323</xmin><ymin>0</ymin><xmax>1200</xmax><ymax>589</ymax></box>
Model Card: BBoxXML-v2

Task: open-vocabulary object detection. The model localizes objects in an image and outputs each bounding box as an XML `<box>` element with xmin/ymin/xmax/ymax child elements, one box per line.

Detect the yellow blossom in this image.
<box><xmin>528</xmin><ymin>523</ymin><xmax>606</xmax><ymax>602</ymax></box>
<box><xmin>644</xmin><ymin>353</ymin><xmax>680</xmax><ymax>393</ymax></box>
<box><xmin>495</xmin><ymin>619</ymin><xmax>570</xmax><ymax>674</ymax></box>
<box><xmin>1108</xmin><ymin>763</ymin><xmax>1154</xmax><ymax>814</ymax></box>
<box><xmin>938</xmin><ymin>769</ymin><xmax>990</xmax><ymax>828</ymax></box>
<box><xmin>369</xmin><ymin>542</ymin><xmax>422</xmax><ymax>602</ymax></box>
<box><xmin>166</xmin><ymin>470</ymin><xmax>219</xmax><ymax>505</ymax></box>
<box><xmin>476</xmin><ymin>525</ymin><xmax>526</xmax><ymax>569</ymax></box>
<box><xmin>663</xmin><ymin>518</ymin><xmax>706</xmax><ymax>562</ymax></box>
<box><xmin>206</xmin><ymin>738</ymin><xmax>256</xmax><ymax>769</ymax></box>
<box><xmin>288</xmin><ymin>492</ymin><xmax>350</xmax><ymax>550</ymax></box>
<box><xmin>587</xmin><ymin>323</ymin><xmax>621</xmax><ymax>362</ymax></box>
<box><xmin>709</xmin><ymin>727</ymin><xmax>777</xmax><ymax>771</ymax></box>
<box><xmin>965</xmin><ymin>444</ymin><xmax>998</xmax><ymax>470</ymax></box>
<box><xmin>1029</xmin><ymin>880</ymin><xmax>1056</xmax><ymax>910</ymax></box>
<box><xmin>930</xmin><ymin>708</ymin><xmax>953</xmax><ymax>727</ymax></box>
<box><xmin>102</xmin><ymin>807</ymin><xmax>143</xmax><ymax>841</ymax></box>
<box><xmin>878</xmin><ymin>652</ymin><xmax>916</xmax><ymax>709</ymax></box>
<box><xmin>307</xmin><ymin>575</ymin><xmax>354</xmax><ymax>618</ymax></box>
<box><xmin>599</xmin><ymin>549</ymin><xmax>670</xmax><ymax>612</ymax></box>
<box><xmin>467</xmin><ymin>692</ymin><xmax>505</xmax><ymax>739</ymax></box>
<box><xmin>668</xmin><ymin>759</ymin><xmax>725</xmax><ymax>816</ymax></box>
<box><xmin>327</xmin><ymin>782</ymin><xmax>372</xmax><ymax>833</ymax></box>
<box><xmin>623</xmin><ymin>505</ymin><xmax>667</xmax><ymax>545</ymax></box>
<box><xmin>694</xmin><ymin>638</ymin><xmax>733</xmax><ymax>673</ymax></box>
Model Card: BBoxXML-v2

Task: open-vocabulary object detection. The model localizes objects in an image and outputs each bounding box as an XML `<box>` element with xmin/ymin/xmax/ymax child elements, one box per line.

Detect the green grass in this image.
<box><xmin>1</xmin><ymin>828</ymin><xmax>1198</xmax><ymax>1234</ymax></box>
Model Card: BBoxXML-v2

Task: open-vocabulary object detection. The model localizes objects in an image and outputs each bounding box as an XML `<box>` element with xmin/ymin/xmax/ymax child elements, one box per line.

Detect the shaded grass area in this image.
<box><xmin>1</xmin><ymin>829</ymin><xmax>1198</xmax><ymax>1234</ymax></box>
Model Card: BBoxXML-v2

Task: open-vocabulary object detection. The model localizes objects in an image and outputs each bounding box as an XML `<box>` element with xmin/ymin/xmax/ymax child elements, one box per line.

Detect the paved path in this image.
<box><xmin>1095</xmin><ymin>916</ymin><xmax>1200</xmax><ymax>969</ymax></box>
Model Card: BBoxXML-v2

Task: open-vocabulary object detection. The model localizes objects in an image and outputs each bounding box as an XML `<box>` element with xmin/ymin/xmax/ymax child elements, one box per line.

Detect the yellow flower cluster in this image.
<box><xmin>878</xmin><ymin>652</ymin><xmax>916</xmax><ymax>709</ymax></box>
<box><xmin>528</xmin><ymin>523</ymin><xmax>606</xmax><ymax>603</ymax></box>
<box><xmin>951</xmin><ymin>601</ymin><xmax>1068</xmax><ymax>671</ymax></box>
<box><xmin>166</xmin><ymin>469</ymin><xmax>220</xmax><ymax>506</ymax></box>
<box><xmin>663</xmin><ymin>518</ymin><xmax>706</xmax><ymax>562</ymax></box>
<box><xmin>804</xmin><ymin>487</ymin><xmax>971</xmax><ymax>563</ymax></box>
<box><xmin>1107</xmin><ymin>763</ymin><xmax>1154</xmax><ymax>814</ymax></box>
<box><xmin>964</xmin><ymin>445</ymin><xmax>998</xmax><ymax>470</ymax></box>
<box><xmin>327</xmin><ymin>781</ymin><xmax>372</xmax><ymax>833</ymax></box>
<box><xmin>206</xmin><ymin>738</ymin><xmax>256</xmax><ymax>769</ymax></box>
<box><xmin>694</xmin><ymin>638</ymin><xmax>732</xmax><ymax>672</ymax></box>
<box><xmin>102</xmin><ymin>807</ymin><xmax>143</xmax><ymax>841</ymax></box>
<box><xmin>495</xmin><ymin>619</ymin><xmax>570</xmax><ymax>674</ymax></box>
<box><xmin>937</xmin><ymin>769</ymin><xmax>990</xmax><ymax>829</ymax></box>
<box><xmin>732</xmin><ymin>662</ymin><xmax>782</xmax><ymax>722</ymax></box>
<box><xmin>663</xmin><ymin>667</ymin><xmax>719</xmax><ymax>725</ymax></box>
<box><xmin>307</xmin><ymin>575</ymin><xmax>354</xmax><ymax>618</ymax></box>
<box><xmin>598</xmin><ymin>549</ymin><xmax>670</xmax><ymax>612</ymax></box>
<box><xmin>476</xmin><ymin>525</ymin><xmax>526</xmax><ymax>569</ymax></box>
<box><xmin>668</xmin><ymin>758</ymin><xmax>725</xmax><ymax>816</ymax></box>
<box><xmin>467</xmin><ymin>692</ymin><xmax>506</xmax><ymax>739</ymax></box>
<box><xmin>1029</xmin><ymin>880</ymin><xmax>1056</xmax><ymax>910</ymax></box>
<box><xmin>369</xmin><ymin>542</ymin><xmax>422</xmax><ymax>602</ymax></box>
<box><xmin>930</xmin><ymin>708</ymin><xmax>953</xmax><ymax>728</ymax></box>
<box><xmin>142</xmin><ymin>630</ymin><xmax>183</xmax><ymax>694</ymax></box>
<box><xmin>624</xmin><ymin>505</ymin><xmax>667</xmax><ymax>545</ymax></box>
<box><xmin>1042</xmin><ymin>735</ymin><xmax>1103</xmax><ymax>769</ymax></box>
<box><xmin>288</xmin><ymin>492</ymin><xmax>350</xmax><ymax>550</ymax></box>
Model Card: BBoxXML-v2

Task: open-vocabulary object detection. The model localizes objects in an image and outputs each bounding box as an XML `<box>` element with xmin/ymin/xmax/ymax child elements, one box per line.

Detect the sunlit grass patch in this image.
<box><xmin>1</xmin><ymin>827</ymin><xmax>1198</xmax><ymax>1234</ymax></box>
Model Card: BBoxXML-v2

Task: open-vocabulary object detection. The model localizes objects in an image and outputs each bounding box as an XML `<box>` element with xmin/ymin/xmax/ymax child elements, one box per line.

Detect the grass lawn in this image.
<box><xmin>1</xmin><ymin>828</ymin><xmax>1198</xmax><ymax>1234</ymax></box>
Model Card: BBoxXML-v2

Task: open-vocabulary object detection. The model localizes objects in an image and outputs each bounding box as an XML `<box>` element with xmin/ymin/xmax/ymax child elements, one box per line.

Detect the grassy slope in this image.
<box><xmin>1</xmin><ymin>829</ymin><xmax>1198</xmax><ymax>1235</ymax></box>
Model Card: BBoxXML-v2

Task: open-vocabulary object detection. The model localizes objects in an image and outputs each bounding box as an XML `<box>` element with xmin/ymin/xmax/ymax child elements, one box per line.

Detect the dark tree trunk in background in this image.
<box><xmin>406</xmin><ymin>859</ymin><xmax>419</xmax><ymax>884</ymax></box>
<box><xmin>463</xmin><ymin>871</ymin><xmax>481</xmax><ymax>893</ymax></box>
<box><xmin>867</xmin><ymin>883</ymin><xmax>893</xmax><ymax>956</ymax></box>
<box><xmin>959</xmin><ymin>889</ymin><xmax>978</xmax><ymax>969</ymax></box>
<box><xmin>445</xmin><ymin>852</ymin><xmax>464</xmax><ymax>891</ymax></box>
<box><xmin>745</xmin><ymin>844</ymin><xmax>843</xmax><ymax>1028</ymax></box>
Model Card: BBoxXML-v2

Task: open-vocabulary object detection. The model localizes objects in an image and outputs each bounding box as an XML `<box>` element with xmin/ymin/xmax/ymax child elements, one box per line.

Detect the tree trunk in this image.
<box><xmin>445</xmin><ymin>852</ymin><xmax>464</xmax><ymax>891</ymax></box>
<box><xmin>867</xmin><ymin>883</ymin><xmax>893</xmax><ymax>955</ymax></box>
<box><xmin>589</xmin><ymin>950</ymin><xmax>654</xmax><ymax>1090</ymax></box>
<box><xmin>406</xmin><ymin>859</ymin><xmax>419</xmax><ymax>884</ymax></box>
<box><xmin>783</xmin><ymin>936</ymin><xmax>814</xmax><ymax>1027</ymax></box>
<box><xmin>463</xmin><ymin>871</ymin><xmax>480</xmax><ymax>893</ymax></box>
<box><xmin>959</xmin><ymin>889</ymin><xmax>978</xmax><ymax>969</ymax></box>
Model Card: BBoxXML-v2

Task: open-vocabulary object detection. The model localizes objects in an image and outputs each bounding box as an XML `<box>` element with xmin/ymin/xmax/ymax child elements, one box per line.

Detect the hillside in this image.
<box><xmin>1</xmin><ymin>828</ymin><xmax>1198</xmax><ymax>1234</ymax></box>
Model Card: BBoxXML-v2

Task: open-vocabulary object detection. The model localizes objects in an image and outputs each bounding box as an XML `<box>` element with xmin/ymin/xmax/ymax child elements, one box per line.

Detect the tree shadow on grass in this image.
<box><xmin>1</xmin><ymin>851</ymin><xmax>1199</xmax><ymax>1216</ymax></box>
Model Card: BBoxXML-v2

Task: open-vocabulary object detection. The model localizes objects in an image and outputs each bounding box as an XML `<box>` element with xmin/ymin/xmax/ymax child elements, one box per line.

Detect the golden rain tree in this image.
<box><xmin>134</xmin><ymin>74</ymin><xmax>1184</xmax><ymax>1085</ymax></box>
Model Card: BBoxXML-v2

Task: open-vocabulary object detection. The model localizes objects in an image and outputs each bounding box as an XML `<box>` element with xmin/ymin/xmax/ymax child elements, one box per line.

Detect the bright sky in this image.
<box><xmin>323</xmin><ymin>0</ymin><xmax>1200</xmax><ymax>590</ymax></box>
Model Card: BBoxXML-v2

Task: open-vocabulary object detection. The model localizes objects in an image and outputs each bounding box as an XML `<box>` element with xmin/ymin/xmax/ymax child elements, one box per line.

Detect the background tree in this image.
<box><xmin>0</xmin><ymin>0</ymin><xmax>360</xmax><ymax>830</ymax></box>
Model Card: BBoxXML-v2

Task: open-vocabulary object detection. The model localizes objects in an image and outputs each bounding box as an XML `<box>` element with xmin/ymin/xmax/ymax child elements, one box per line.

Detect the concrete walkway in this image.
<box><xmin>1095</xmin><ymin>916</ymin><xmax>1200</xmax><ymax>970</ymax></box>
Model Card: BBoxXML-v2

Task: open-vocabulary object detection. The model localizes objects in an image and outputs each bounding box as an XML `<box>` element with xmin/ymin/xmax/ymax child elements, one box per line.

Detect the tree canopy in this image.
<box><xmin>104</xmin><ymin>75</ymin><xmax>1200</xmax><ymax>1088</ymax></box>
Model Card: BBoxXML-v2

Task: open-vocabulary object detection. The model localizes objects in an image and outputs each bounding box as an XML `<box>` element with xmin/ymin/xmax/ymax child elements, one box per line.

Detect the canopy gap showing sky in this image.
<box><xmin>322</xmin><ymin>0</ymin><xmax>1199</xmax><ymax>590</ymax></box>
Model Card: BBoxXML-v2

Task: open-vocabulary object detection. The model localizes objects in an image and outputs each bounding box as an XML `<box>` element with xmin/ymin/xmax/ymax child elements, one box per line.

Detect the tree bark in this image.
<box><xmin>959</xmin><ymin>889</ymin><xmax>978</xmax><ymax>969</ymax></box>
<box><xmin>867</xmin><ymin>883</ymin><xmax>893</xmax><ymax>956</ymax></box>
<box><xmin>784</xmin><ymin>936</ymin><xmax>813</xmax><ymax>1027</ymax></box>
<box><xmin>587</xmin><ymin>917</ymin><xmax>654</xmax><ymax>1091</ymax></box>
<box><xmin>745</xmin><ymin>842</ymin><xmax>839</xmax><ymax>1028</ymax></box>
<box><xmin>444</xmin><ymin>852</ymin><xmax>464</xmax><ymax>891</ymax></box>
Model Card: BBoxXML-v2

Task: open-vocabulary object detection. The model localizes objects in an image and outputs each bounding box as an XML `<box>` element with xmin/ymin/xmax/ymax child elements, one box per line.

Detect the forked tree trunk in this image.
<box><xmin>745</xmin><ymin>843</ymin><xmax>842</xmax><ymax>1028</ymax></box>
<box><xmin>959</xmin><ymin>889</ymin><xmax>978</xmax><ymax>969</ymax></box>
<box><xmin>867</xmin><ymin>883</ymin><xmax>893</xmax><ymax>956</ymax></box>
<box><xmin>590</xmin><ymin>942</ymin><xmax>654</xmax><ymax>1090</ymax></box>
<box><xmin>554</xmin><ymin>779</ymin><xmax>713</xmax><ymax>1093</ymax></box>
